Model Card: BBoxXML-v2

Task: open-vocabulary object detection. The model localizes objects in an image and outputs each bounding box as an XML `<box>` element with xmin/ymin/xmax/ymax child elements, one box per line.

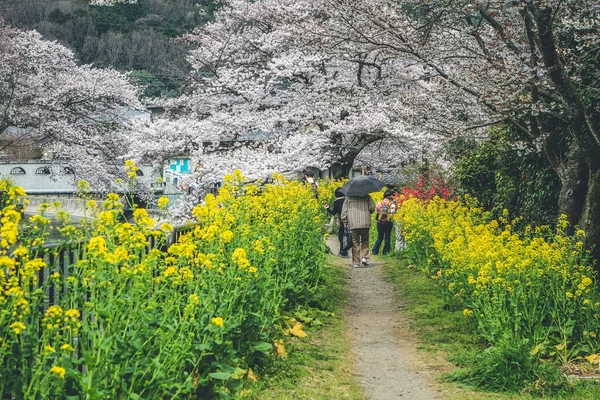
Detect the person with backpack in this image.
<box><xmin>324</xmin><ymin>188</ymin><xmax>349</xmax><ymax>258</ymax></box>
<box><xmin>372</xmin><ymin>189</ymin><xmax>397</xmax><ymax>255</ymax></box>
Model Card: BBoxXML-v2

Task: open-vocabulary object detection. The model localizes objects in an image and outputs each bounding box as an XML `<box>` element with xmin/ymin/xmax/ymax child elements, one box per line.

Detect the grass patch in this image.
<box><xmin>246</xmin><ymin>257</ymin><xmax>364</xmax><ymax>400</ymax></box>
<box><xmin>382</xmin><ymin>253</ymin><xmax>480</xmax><ymax>356</ymax></box>
<box><xmin>382</xmin><ymin>252</ymin><xmax>600</xmax><ymax>400</ymax></box>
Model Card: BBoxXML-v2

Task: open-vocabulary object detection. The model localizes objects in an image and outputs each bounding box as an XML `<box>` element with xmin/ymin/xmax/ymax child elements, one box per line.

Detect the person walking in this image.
<box><xmin>341</xmin><ymin>193</ymin><xmax>376</xmax><ymax>268</ymax></box>
<box><xmin>324</xmin><ymin>188</ymin><xmax>349</xmax><ymax>258</ymax></box>
<box><xmin>372</xmin><ymin>190</ymin><xmax>397</xmax><ymax>255</ymax></box>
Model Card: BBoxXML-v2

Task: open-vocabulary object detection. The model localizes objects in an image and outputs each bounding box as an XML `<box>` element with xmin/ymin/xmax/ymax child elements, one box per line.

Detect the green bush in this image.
<box><xmin>447</xmin><ymin>128</ymin><xmax>560</xmax><ymax>229</ymax></box>
<box><xmin>445</xmin><ymin>335</ymin><xmax>566</xmax><ymax>394</ymax></box>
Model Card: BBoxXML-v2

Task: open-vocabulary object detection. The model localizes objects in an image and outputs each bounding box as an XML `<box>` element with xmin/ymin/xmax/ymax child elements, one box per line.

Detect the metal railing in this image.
<box><xmin>18</xmin><ymin>221</ymin><xmax>204</xmax><ymax>368</ymax></box>
<box><xmin>35</xmin><ymin>221</ymin><xmax>203</xmax><ymax>286</ymax></box>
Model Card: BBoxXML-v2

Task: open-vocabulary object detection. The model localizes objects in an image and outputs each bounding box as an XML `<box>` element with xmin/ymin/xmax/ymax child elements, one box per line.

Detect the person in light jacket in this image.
<box><xmin>341</xmin><ymin>194</ymin><xmax>376</xmax><ymax>268</ymax></box>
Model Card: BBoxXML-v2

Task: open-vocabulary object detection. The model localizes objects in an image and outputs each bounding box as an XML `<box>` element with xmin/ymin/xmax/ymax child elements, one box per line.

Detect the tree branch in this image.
<box><xmin>477</xmin><ymin>2</ymin><xmax>525</xmax><ymax>63</ymax></box>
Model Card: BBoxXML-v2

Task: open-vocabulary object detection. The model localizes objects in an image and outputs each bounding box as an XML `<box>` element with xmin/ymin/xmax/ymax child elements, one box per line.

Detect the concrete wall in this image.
<box><xmin>0</xmin><ymin>161</ymin><xmax>155</xmax><ymax>194</ymax></box>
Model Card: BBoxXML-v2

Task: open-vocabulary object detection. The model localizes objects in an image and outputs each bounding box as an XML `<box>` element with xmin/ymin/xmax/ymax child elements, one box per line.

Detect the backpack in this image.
<box><xmin>311</xmin><ymin>182</ymin><xmax>319</xmax><ymax>199</ymax></box>
<box><xmin>376</xmin><ymin>200</ymin><xmax>396</xmax><ymax>223</ymax></box>
<box><xmin>307</xmin><ymin>178</ymin><xmax>319</xmax><ymax>199</ymax></box>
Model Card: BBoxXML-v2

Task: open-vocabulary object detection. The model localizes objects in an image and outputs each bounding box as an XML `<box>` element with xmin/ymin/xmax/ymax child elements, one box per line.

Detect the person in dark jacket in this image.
<box><xmin>324</xmin><ymin>188</ymin><xmax>348</xmax><ymax>258</ymax></box>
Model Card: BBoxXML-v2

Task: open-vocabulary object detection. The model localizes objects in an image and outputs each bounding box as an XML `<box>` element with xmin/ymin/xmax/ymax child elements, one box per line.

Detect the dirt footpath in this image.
<box><xmin>328</xmin><ymin>237</ymin><xmax>445</xmax><ymax>399</ymax></box>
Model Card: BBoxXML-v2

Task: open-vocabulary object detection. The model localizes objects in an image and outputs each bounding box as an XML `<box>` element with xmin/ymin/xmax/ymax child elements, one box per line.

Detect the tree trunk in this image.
<box><xmin>536</xmin><ymin>7</ymin><xmax>600</xmax><ymax>264</ymax></box>
<box><xmin>329</xmin><ymin>161</ymin><xmax>352</xmax><ymax>180</ymax></box>
<box><xmin>580</xmin><ymin>168</ymin><xmax>600</xmax><ymax>264</ymax></box>
<box><xmin>329</xmin><ymin>144</ymin><xmax>365</xmax><ymax>179</ymax></box>
<box><xmin>328</xmin><ymin>132</ymin><xmax>385</xmax><ymax>180</ymax></box>
<box><xmin>555</xmin><ymin>142</ymin><xmax>588</xmax><ymax>227</ymax></box>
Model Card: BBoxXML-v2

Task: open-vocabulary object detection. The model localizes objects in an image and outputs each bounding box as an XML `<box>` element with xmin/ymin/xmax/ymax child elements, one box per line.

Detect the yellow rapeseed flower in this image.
<box><xmin>163</xmin><ymin>266</ymin><xmax>177</xmax><ymax>277</ymax></box>
<box><xmin>212</xmin><ymin>317</ymin><xmax>224</xmax><ymax>327</ymax></box>
<box><xmin>160</xmin><ymin>223</ymin><xmax>173</xmax><ymax>232</ymax></box>
<box><xmin>188</xmin><ymin>294</ymin><xmax>199</xmax><ymax>306</ymax></box>
<box><xmin>10</xmin><ymin>321</ymin><xmax>26</xmax><ymax>335</ymax></box>
<box><xmin>0</xmin><ymin>256</ymin><xmax>16</xmax><ymax>270</ymax></box>
<box><xmin>12</xmin><ymin>246</ymin><xmax>28</xmax><ymax>258</ymax></box>
<box><xmin>157</xmin><ymin>196</ymin><xmax>169</xmax><ymax>209</ymax></box>
<box><xmin>45</xmin><ymin>305</ymin><xmax>63</xmax><ymax>318</ymax></box>
<box><xmin>50</xmin><ymin>366</ymin><xmax>66</xmax><ymax>379</ymax></box>
<box><xmin>87</xmin><ymin>236</ymin><xmax>108</xmax><ymax>254</ymax></box>
<box><xmin>232</xmin><ymin>248</ymin><xmax>250</xmax><ymax>269</ymax></box>
<box><xmin>77</xmin><ymin>180</ymin><xmax>90</xmax><ymax>192</ymax></box>
<box><xmin>220</xmin><ymin>230</ymin><xmax>234</xmax><ymax>243</ymax></box>
<box><xmin>65</xmin><ymin>309</ymin><xmax>80</xmax><ymax>319</ymax></box>
<box><xmin>178</xmin><ymin>267</ymin><xmax>193</xmax><ymax>281</ymax></box>
<box><xmin>124</xmin><ymin>160</ymin><xmax>140</xmax><ymax>178</ymax></box>
<box><xmin>60</xmin><ymin>344</ymin><xmax>74</xmax><ymax>352</ymax></box>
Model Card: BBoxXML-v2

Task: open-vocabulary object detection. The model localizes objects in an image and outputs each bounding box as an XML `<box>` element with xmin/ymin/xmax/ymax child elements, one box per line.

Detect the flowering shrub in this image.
<box><xmin>398</xmin><ymin>175</ymin><xmax>454</xmax><ymax>204</ymax></box>
<box><xmin>0</xmin><ymin>166</ymin><xmax>326</xmax><ymax>398</ymax></box>
<box><xmin>398</xmin><ymin>196</ymin><xmax>600</xmax><ymax>364</ymax></box>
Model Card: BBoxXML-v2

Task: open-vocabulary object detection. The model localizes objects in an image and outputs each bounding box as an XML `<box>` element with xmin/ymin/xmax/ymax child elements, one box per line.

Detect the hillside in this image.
<box><xmin>1</xmin><ymin>0</ymin><xmax>218</xmax><ymax>97</ymax></box>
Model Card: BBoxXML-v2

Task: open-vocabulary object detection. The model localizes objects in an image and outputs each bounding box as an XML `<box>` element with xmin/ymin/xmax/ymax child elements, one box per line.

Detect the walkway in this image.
<box><xmin>328</xmin><ymin>236</ymin><xmax>444</xmax><ymax>399</ymax></box>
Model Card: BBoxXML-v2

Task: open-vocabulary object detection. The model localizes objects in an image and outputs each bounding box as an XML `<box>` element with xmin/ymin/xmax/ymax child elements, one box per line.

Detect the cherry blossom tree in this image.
<box><xmin>163</xmin><ymin>0</ymin><xmax>598</xmax><ymax>252</ymax></box>
<box><xmin>88</xmin><ymin>0</ymin><xmax>138</xmax><ymax>5</ymax></box>
<box><xmin>131</xmin><ymin>0</ymin><xmax>472</xmax><ymax>186</ymax></box>
<box><xmin>0</xmin><ymin>20</ymin><xmax>143</xmax><ymax>191</ymax></box>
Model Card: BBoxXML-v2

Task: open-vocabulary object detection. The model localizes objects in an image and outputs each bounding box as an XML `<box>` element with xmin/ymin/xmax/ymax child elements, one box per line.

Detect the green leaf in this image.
<box><xmin>196</xmin><ymin>343</ymin><xmax>211</xmax><ymax>351</ymax></box>
<box><xmin>253</xmin><ymin>342</ymin><xmax>273</xmax><ymax>354</ymax></box>
<box><xmin>230</xmin><ymin>367</ymin><xmax>246</xmax><ymax>380</ymax></box>
<box><xmin>209</xmin><ymin>372</ymin><xmax>231</xmax><ymax>380</ymax></box>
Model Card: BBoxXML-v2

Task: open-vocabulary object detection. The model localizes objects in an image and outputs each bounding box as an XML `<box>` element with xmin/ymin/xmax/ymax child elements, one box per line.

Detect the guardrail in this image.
<box><xmin>35</xmin><ymin>221</ymin><xmax>203</xmax><ymax>286</ymax></box>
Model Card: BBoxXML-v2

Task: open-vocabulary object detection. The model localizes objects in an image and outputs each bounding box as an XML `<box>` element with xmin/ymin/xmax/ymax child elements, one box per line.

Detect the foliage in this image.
<box><xmin>250</xmin><ymin>259</ymin><xmax>363</xmax><ymax>399</ymax></box>
<box><xmin>448</xmin><ymin>130</ymin><xmax>560</xmax><ymax>228</ymax></box>
<box><xmin>1</xmin><ymin>1</ymin><xmax>221</xmax><ymax>98</ymax></box>
<box><xmin>385</xmin><ymin>255</ymin><xmax>600</xmax><ymax>398</ymax></box>
<box><xmin>445</xmin><ymin>334</ymin><xmax>566</xmax><ymax>394</ymax></box>
<box><xmin>0</xmin><ymin>165</ymin><xmax>327</xmax><ymax>399</ymax></box>
<box><xmin>129</xmin><ymin>69</ymin><xmax>179</xmax><ymax>98</ymax></box>
<box><xmin>398</xmin><ymin>196</ymin><xmax>600</xmax><ymax>377</ymax></box>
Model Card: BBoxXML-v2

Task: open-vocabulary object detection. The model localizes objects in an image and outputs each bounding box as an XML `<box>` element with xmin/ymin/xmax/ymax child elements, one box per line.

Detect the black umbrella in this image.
<box><xmin>339</xmin><ymin>175</ymin><xmax>386</xmax><ymax>197</ymax></box>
